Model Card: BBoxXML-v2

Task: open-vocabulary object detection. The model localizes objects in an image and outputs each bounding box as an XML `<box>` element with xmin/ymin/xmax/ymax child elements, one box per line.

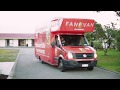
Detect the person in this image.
<box><xmin>60</xmin><ymin>36</ymin><xmax>66</xmax><ymax>46</ymax></box>
<box><xmin>91</xmin><ymin>41</ymin><xmax>94</xmax><ymax>47</ymax></box>
<box><xmin>26</xmin><ymin>44</ymin><xmax>28</xmax><ymax>47</ymax></box>
<box><xmin>55</xmin><ymin>35</ymin><xmax>59</xmax><ymax>46</ymax></box>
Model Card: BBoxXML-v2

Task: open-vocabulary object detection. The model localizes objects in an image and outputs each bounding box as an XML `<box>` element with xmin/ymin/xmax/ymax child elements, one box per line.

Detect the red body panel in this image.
<box><xmin>61</xmin><ymin>19</ymin><xmax>94</xmax><ymax>32</ymax></box>
<box><xmin>51</xmin><ymin>18</ymin><xmax>95</xmax><ymax>34</ymax></box>
<box><xmin>63</xmin><ymin>46</ymin><xmax>94</xmax><ymax>53</ymax></box>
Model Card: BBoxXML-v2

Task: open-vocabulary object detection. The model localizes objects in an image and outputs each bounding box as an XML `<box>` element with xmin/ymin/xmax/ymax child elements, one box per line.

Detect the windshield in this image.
<box><xmin>60</xmin><ymin>35</ymin><xmax>89</xmax><ymax>46</ymax></box>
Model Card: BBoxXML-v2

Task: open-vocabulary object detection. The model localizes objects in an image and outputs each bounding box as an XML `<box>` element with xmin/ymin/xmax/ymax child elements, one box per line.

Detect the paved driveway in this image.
<box><xmin>12</xmin><ymin>48</ymin><xmax>120</xmax><ymax>79</ymax></box>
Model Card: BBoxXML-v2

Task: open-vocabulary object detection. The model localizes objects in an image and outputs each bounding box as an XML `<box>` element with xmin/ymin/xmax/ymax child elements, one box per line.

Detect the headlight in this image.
<box><xmin>88</xmin><ymin>46</ymin><xmax>97</xmax><ymax>58</ymax></box>
<box><xmin>93</xmin><ymin>48</ymin><xmax>97</xmax><ymax>58</ymax></box>
<box><xmin>94</xmin><ymin>53</ymin><xmax>97</xmax><ymax>58</ymax></box>
<box><xmin>68</xmin><ymin>51</ymin><xmax>73</xmax><ymax>59</ymax></box>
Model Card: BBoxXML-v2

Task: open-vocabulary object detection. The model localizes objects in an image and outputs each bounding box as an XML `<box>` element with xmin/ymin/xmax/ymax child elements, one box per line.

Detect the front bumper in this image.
<box><xmin>63</xmin><ymin>59</ymin><xmax>97</xmax><ymax>68</ymax></box>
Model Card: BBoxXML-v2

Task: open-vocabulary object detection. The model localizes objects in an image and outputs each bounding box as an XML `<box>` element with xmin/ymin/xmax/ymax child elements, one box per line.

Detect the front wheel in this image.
<box><xmin>58</xmin><ymin>59</ymin><xmax>66</xmax><ymax>72</ymax></box>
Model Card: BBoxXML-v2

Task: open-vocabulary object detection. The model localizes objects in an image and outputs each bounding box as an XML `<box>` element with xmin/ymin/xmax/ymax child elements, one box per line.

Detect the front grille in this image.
<box><xmin>74</xmin><ymin>53</ymin><xmax>94</xmax><ymax>59</ymax></box>
<box><xmin>78</xmin><ymin>61</ymin><xmax>91</xmax><ymax>64</ymax></box>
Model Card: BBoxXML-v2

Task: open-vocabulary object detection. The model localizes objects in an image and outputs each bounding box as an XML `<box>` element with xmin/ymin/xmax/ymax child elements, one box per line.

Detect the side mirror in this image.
<box><xmin>91</xmin><ymin>41</ymin><xmax>94</xmax><ymax>47</ymax></box>
<box><xmin>51</xmin><ymin>42</ymin><xmax>55</xmax><ymax>48</ymax></box>
<box><xmin>58</xmin><ymin>44</ymin><xmax>61</xmax><ymax>48</ymax></box>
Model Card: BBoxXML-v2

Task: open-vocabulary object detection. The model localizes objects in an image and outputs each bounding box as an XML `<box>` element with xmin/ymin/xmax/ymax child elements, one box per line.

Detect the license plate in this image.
<box><xmin>82</xmin><ymin>64</ymin><xmax>88</xmax><ymax>67</ymax></box>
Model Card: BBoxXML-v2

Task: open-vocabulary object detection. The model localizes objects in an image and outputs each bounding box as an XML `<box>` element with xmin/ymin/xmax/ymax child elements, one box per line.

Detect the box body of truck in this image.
<box><xmin>34</xmin><ymin>18</ymin><xmax>97</xmax><ymax>72</ymax></box>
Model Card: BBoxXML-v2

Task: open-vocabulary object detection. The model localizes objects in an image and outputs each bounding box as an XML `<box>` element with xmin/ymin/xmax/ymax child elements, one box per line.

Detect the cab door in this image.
<box><xmin>50</xmin><ymin>35</ymin><xmax>62</xmax><ymax>65</ymax></box>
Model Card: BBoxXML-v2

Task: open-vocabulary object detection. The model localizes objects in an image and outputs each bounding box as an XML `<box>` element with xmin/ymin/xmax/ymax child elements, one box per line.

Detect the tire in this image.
<box><xmin>58</xmin><ymin>59</ymin><xmax>66</xmax><ymax>72</ymax></box>
<box><xmin>39</xmin><ymin>57</ymin><xmax>45</xmax><ymax>64</ymax></box>
<box><xmin>87</xmin><ymin>66</ymin><xmax>94</xmax><ymax>70</ymax></box>
<box><xmin>41</xmin><ymin>60</ymin><xmax>45</xmax><ymax>64</ymax></box>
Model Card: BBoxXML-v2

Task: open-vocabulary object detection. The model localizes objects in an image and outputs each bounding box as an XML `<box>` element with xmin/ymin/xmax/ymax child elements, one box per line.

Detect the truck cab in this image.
<box><xmin>51</xmin><ymin>34</ymin><xmax>97</xmax><ymax>72</ymax></box>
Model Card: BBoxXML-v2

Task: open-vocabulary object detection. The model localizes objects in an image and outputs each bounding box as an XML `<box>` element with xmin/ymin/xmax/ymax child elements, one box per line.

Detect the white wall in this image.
<box><xmin>0</xmin><ymin>39</ymin><xmax>33</xmax><ymax>47</ymax></box>
<box><xmin>28</xmin><ymin>39</ymin><xmax>32</xmax><ymax>47</ymax></box>
<box><xmin>9</xmin><ymin>39</ymin><xmax>13</xmax><ymax>46</ymax></box>
<box><xmin>26</xmin><ymin>39</ymin><xmax>32</xmax><ymax>47</ymax></box>
<box><xmin>0</xmin><ymin>40</ymin><xmax>5</xmax><ymax>47</ymax></box>
<box><xmin>13</xmin><ymin>39</ymin><xmax>18</xmax><ymax>47</ymax></box>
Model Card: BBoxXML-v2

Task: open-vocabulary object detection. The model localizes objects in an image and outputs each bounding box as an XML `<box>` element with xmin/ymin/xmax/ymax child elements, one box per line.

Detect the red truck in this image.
<box><xmin>34</xmin><ymin>18</ymin><xmax>97</xmax><ymax>72</ymax></box>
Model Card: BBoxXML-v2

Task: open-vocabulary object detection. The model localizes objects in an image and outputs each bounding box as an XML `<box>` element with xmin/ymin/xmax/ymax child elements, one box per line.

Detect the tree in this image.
<box><xmin>94</xmin><ymin>22</ymin><xmax>105</xmax><ymax>43</ymax></box>
<box><xmin>96</xmin><ymin>11</ymin><xmax>120</xmax><ymax>52</ymax></box>
<box><xmin>114</xmin><ymin>11</ymin><xmax>120</xmax><ymax>17</ymax></box>
<box><xmin>116</xmin><ymin>30</ymin><xmax>120</xmax><ymax>51</ymax></box>
<box><xmin>104</xmin><ymin>25</ymin><xmax>115</xmax><ymax>47</ymax></box>
<box><xmin>85</xmin><ymin>22</ymin><xmax>105</xmax><ymax>50</ymax></box>
<box><xmin>96</xmin><ymin>11</ymin><xmax>120</xmax><ymax>17</ymax></box>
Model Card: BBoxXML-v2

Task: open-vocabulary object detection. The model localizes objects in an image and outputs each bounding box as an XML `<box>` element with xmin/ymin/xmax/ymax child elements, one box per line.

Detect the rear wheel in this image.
<box><xmin>39</xmin><ymin>57</ymin><xmax>45</xmax><ymax>64</ymax></box>
<box><xmin>58</xmin><ymin>59</ymin><xmax>66</xmax><ymax>72</ymax></box>
<box><xmin>87</xmin><ymin>66</ymin><xmax>94</xmax><ymax>70</ymax></box>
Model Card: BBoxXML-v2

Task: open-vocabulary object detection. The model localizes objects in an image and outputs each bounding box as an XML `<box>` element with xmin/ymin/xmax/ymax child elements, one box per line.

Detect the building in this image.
<box><xmin>0</xmin><ymin>33</ymin><xmax>34</xmax><ymax>47</ymax></box>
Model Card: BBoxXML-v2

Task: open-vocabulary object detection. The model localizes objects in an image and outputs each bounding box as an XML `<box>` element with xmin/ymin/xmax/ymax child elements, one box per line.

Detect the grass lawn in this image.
<box><xmin>0</xmin><ymin>49</ymin><xmax>19</xmax><ymax>62</ymax></box>
<box><xmin>97</xmin><ymin>49</ymin><xmax>120</xmax><ymax>73</ymax></box>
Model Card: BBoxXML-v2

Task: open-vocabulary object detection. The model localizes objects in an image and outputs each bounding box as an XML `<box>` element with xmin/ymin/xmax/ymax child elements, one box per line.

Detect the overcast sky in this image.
<box><xmin>0</xmin><ymin>11</ymin><xmax>120</xmax><ymax>33</ymax></box>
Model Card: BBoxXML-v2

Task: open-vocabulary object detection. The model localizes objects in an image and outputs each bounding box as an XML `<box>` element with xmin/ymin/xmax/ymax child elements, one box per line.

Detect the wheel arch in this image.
<box><xmin>58</xmin><ymin>54</ymin><xmax>64</xmax><ymax>65</ymax></box>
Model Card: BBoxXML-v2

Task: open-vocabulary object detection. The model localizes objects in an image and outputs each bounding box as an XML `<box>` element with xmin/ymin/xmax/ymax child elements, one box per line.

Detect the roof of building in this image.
<box><xmin>0</xmin><ymin>33</ymin><xmax>34</xmax><ymax>39</ymax></box>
